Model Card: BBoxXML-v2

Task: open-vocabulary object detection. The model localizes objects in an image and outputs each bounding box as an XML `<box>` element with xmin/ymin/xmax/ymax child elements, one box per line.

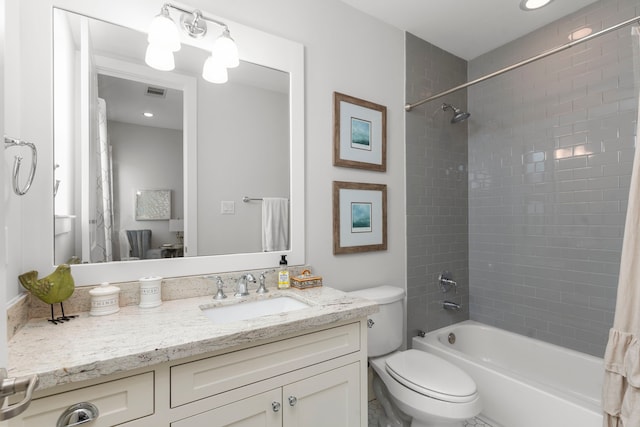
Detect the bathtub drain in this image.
<box><xmin>448</xmin><ymin>333</ymin><xmax>456</xmax><ymax>344</ymax></box>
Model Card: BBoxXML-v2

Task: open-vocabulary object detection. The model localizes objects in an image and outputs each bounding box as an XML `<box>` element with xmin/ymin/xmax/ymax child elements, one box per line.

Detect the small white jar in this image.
<box><xmin>89</xmin><ymin>282</ymin><xmax>120</xmax><ymax>316</ymax></box>
<box><xmin>139</xmin><ymin>276</ymin><xmax>163</xmax><ymax>308</ymax></box>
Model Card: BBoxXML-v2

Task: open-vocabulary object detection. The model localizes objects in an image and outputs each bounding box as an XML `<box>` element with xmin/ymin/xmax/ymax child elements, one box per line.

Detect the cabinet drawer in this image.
<box><xmin>171</xmin><ymin>322</ymin><xmax>360</xmax><ymax>407</ymax></box>
<box><xmin>8</xmin><ymin>372</ymin><xmax>154</xmax><ymax>427</ymax></box>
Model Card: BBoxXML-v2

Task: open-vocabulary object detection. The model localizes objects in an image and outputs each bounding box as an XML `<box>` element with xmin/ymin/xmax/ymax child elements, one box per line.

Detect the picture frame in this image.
<box><xmin>135</xmin><ymin>189</ymin><xmax>171</xmax><ymax>220</ymax></box>
<box><xmin>333</xmin><ymin>92</ymin><xmax>387</xmax><ymax>172</ymax></box>
<box><xmin>333</xmin><ymin>181</ymin><xmax>387</xmax><ymax>254</ymax></box>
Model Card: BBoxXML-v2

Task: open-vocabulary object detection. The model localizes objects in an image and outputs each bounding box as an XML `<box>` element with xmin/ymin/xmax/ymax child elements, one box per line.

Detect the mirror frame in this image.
<box><xmin>49</xmin><ymin>5</ymin><xmax>305</xmax><ymax>285</ymax></box>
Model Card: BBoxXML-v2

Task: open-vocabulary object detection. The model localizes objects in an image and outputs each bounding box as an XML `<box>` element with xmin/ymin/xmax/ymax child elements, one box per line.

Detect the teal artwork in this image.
<box><xmin>351</xmin><ymin>118</ymin><xmax>371</xmax><ymax>149</ymax></box>
<box><xmin>351</xmin><ymin>202</ymin><xmax>372</xmax><ymax>232</ymax></box>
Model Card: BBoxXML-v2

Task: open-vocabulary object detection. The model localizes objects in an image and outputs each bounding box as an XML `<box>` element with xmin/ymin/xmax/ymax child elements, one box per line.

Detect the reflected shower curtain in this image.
<box><xmin>91</xmin><ymin>97</ymin><xmax>114</xmax><ymax>262</ymax></box>
<box><xmin>602</xmin><ymin>27</ymin><xmax>640</xmax><ymax>427</ymax></box>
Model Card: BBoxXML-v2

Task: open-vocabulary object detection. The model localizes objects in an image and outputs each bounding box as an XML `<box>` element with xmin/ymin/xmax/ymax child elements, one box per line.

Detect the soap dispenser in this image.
<box><xmin>278</xmin><ymin>255</ymin><xmax>290</xmax><ymax>289</ymax></box>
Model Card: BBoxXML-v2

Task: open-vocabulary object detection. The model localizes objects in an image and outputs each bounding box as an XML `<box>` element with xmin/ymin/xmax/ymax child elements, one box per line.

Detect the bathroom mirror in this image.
<box><xmin>50</xmin><ymin>6</ymin><xmax>304</xmax><ymax>285</ymax></box>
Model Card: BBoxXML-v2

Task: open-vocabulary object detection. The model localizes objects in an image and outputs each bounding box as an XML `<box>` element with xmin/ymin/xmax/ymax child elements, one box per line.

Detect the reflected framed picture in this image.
<box><xmin>135</xmin><ymin>189</ymin><xmax>171</xmax><ymax>220</ymax></box>
<box><xmin>333</xmin><ymin>181</ymin><xmax>387</xmax><ymax>254</ymax></box>
<box><xmin>333</xmin><ymin>92</ymin><xmax>387</xmax><ymax>172</ymax></box>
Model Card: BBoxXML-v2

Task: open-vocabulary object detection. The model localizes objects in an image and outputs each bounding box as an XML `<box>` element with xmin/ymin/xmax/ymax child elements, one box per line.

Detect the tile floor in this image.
<box><xmin>368</xmin><ymin>399</ymin><xmax>496</xmax><ymax>427</ymax></box>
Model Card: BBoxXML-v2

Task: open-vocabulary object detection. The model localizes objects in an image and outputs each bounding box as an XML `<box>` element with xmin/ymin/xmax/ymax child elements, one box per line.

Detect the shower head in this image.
<box><xmin>441</xmin><ymin>103</ymin><xmax>470</xmax><ymax>124</ymax></box>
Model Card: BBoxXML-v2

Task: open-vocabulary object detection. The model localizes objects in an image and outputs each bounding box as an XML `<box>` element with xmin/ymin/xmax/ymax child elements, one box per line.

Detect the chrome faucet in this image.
<box><xmin>235</xmin><ymin>273</ymin><xmax>256</xmax><ymax>297</ymax></box>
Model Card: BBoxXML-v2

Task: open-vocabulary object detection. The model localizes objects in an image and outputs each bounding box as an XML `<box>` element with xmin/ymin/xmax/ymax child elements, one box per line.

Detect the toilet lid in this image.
<box><xmin>385</xmin><ymin>350</ymin><xmax>477</xmax><ymax>403</ymax></box>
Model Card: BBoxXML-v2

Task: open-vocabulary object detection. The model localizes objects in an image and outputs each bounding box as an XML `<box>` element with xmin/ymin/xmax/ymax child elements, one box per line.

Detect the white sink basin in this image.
<box><xmin>201</xmin><ymin>296</ymin><xmax>311</xmax><ymax>324</ymax></box>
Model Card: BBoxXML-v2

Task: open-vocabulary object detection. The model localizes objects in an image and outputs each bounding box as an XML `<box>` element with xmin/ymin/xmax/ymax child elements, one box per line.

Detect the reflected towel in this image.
<box><xmin>126</xmin><ymin>229</ymin><xmax>152</xmax><ymax>259</ymax></box>
<box><xmin>262</xmin><ymin>198</ymin><xmax>289</xmax><ymax>252</ymax></box>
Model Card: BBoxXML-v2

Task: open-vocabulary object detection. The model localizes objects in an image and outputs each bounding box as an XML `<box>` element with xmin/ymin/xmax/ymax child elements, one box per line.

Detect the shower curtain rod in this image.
<box><xmin>405</xmin><ymin>15</ymin><xmax>640</xmax><ymax>112</ymax></box>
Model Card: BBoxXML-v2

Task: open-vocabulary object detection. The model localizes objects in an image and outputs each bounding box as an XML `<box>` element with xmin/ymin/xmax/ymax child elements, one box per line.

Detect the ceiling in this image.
<box><xmin>340</xmin><ymin>0</ymin><xmax>601</xmax><ymax>60</ymax></box>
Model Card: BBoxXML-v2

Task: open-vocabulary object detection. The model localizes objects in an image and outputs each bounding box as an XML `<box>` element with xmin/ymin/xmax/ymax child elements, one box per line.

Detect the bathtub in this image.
<box><xmin>412</xmin><ymin>320</ymin><xmax>603</xmax><ymax>427</ymax></box>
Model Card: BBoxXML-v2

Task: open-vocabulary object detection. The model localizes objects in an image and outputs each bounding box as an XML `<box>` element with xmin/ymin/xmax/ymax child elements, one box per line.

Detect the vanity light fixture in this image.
<box><xmin>145</xmin><ymin>3</ymin><xmax>239</xmax><ymax>83</ymax></box>
<box><xmin>519</xmin><ymin>0</ymin><xmax>554</xmax><ymax>11</ymax></box>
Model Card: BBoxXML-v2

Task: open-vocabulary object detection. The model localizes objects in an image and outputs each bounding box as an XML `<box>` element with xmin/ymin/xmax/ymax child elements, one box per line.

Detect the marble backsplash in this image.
<box><xmin>7</xmin><ymin>265</ymin><xmax>309</xmax><ymax>341</ymax></box>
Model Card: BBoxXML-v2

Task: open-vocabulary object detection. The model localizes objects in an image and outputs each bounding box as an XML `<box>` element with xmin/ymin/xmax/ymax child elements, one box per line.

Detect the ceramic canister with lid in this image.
<box><xmin>139</xmin><ymin>276</ymin><xmax>163</xmax><ymax>308</ymax></box>
<box><xmin>89</xmin><ymin>282</ymin><xmax>120</xmax><ymax>316</ymax></box>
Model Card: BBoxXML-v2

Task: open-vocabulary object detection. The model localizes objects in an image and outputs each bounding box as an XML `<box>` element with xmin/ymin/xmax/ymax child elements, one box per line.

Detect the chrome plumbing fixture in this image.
<box><xmin>448</xmin><ymin>333</ymin><xmax>456</xmax><ymax>344</ymax></box>
<box><xmin>213</xmin><ymin>276</ymin><xmax>226</xmax><ymax>300</ymax></box>
<box><xmin>441</xmin><ymin>103</ymin><xmax>470</xmax><ymax>123</ymax></box>
<box><xmin>256</xmin><ymin>271</ymin><xmax>271</xmax><ymax>294</ymax></box>
<box><xmin>443</xmin><ymin>301</ymin><xmax>462</xmax><ymax>311</ymax></box>
<box><xmin>204</xmin><ymin>275</ymin><xmax>227</xmax><ymax>300</ymax></box>
<box><xmin>438</xmin><ymin>271</ymin><xmax>458</xmax><ymax>293</ymax></box>
<box><xmin>235</xmin><ymin>273</ymin><xmax>256</xmax><ymax>297</ymax></box>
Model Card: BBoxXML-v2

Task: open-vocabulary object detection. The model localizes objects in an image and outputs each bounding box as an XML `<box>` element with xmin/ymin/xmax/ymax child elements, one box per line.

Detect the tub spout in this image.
<box><xmin>443</xmin><ymin>300</ymin><xmax>461</xmax><ymax>311</ymax></box>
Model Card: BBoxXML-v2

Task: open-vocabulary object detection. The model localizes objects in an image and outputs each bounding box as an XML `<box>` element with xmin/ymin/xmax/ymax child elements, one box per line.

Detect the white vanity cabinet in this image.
<box><xmin>172</xmin><ymin>363</ymin><xmax>360</xmax><ymax>427</ymax></box>
<box><xmin>7</xmin><ymin>320</ymin><xmax>367</xmax><ymax>427</ymax></box>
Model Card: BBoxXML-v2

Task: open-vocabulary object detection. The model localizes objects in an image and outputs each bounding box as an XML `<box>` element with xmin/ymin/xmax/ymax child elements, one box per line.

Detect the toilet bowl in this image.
<box><xmin>349</xmin><ymin>286</ymin><xmax>482</xmax><ymax>427</ymax></box>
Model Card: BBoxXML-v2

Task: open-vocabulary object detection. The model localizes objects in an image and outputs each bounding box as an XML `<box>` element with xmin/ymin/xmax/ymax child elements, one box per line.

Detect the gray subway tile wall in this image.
<box><xmin>405</xmin><ymin>33</ymin><xmax>470</xmax><ymax>345</ymax></box>
<box><xmin>467</xmin><ymin>0</ymin><xmax>638</xmax><ymax>357</ymax></box>
<box><xmin>405</xmin><ymin>0</ymin><xmax>638</xmax><ymax>357</ymax></box>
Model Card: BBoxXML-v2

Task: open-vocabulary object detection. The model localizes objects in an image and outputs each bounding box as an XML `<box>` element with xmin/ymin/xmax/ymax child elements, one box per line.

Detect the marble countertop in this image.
<box><xmin>8</xmin><ymin>286</ymin><xmax>377</xmax><ymax>391</ymax></box>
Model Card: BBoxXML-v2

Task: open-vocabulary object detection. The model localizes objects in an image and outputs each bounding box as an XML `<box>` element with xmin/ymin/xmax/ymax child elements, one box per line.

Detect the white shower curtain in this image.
<box><xmin>601</xmin><ymin>27</ymin><xmax>640</xmax><ymax>427</ymax></box>
<box><xmin>92</xmin><ymin>97</ymin><xmax>114</xmax><ymax>262</ymax></box>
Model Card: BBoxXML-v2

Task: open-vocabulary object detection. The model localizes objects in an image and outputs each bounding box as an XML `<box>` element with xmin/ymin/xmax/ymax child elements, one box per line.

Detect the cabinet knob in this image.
<box><xmin>288</xmin><ymin>396</ymin><xmax>297</xmax><ymax>406</ymax></box>
<box><xmin>56</xmin><ymin>402</ymin><xmax>99</xmax><ymax>427</ymax></box>
<box><xmin>272</xmin><ymin>401</ymin><xmax>281</xmax><ymax>412</ymax></box>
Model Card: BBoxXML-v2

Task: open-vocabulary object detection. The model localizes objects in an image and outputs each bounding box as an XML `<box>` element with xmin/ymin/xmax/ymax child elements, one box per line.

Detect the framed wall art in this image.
<box><xmin>333</xmin><ymin>181</ymin><xmax>387</xmax><ymax>254</ymax></box>
<box><xmin>135</xmin><ymin>189</ymin><xmax>171</xmax><ymax>220</ymax></box>
<box><xmin>333</xmin><ymin>92</ymin><xmax>387</xmax><ymax>172</ymax></box>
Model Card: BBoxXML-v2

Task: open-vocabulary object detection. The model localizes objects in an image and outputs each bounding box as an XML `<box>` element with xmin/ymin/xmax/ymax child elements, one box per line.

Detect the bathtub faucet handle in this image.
<box><xmin>438</xmin><ymin>271</ymin><xmax>457</xmax><ymax>294</ymax></box>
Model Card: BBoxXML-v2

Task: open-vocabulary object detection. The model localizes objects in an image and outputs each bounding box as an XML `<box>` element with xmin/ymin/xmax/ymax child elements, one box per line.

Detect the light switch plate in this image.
<box><xmin>221</xmin><ymin>201</ymin><xmax>235</xmax><ymax>214</ymax></box>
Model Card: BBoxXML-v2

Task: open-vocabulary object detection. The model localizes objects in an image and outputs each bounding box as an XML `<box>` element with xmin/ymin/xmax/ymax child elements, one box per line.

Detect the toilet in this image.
<box><xmin>349</xmin><ymin>286</ymin><xmax>481</xmax><ymax>427</ymax></box>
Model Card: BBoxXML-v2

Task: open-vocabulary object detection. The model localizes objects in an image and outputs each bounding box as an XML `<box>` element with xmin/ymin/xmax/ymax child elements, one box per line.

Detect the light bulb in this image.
<box><xmin>145</xmin><ymin>44</ymin><xmax>175</xmax><ymax>71</ymax></box>
<box><xmin>148</xmin><ymin>8</ymin><xmax>181</xmax><ymax>52</ymax></box>
<box><xmin>202</xmin><ymin>55</ymin><xmax>228</xmax><ymax>84</ymax></box>
<box><xmin>213</xmin><ymin>29</ymin><xmax>239</xmax><ymax>68</ymax></box>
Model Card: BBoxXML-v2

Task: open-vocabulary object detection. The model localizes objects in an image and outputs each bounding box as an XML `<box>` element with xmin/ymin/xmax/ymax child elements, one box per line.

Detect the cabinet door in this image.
<box><xmin>171</xmin><ymin>389</ymin><xmax>282</xmax><ymax>427</ymax></box>
<box><xmin>282</xmin><ymin>363</ymin><xmax>360</xmax><ymax>427</ymax></box>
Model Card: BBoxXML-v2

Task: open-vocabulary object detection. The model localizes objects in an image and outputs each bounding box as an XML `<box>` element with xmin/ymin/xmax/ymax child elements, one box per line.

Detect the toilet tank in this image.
<box><xmin>349</xmin><ymin>286</ymin><xmax>405</xmax><ymax>357</ymax></box>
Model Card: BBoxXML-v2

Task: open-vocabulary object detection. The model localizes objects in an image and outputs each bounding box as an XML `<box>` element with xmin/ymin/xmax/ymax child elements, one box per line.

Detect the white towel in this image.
<box><xmin>262</xmin><ymin>197</ymin><xmax>289</xmax><ymax>252</ymax></box>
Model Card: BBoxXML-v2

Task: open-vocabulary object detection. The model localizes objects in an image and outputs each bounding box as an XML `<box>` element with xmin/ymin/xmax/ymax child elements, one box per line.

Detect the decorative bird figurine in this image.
<box><xmin>18</xmin><ymin>264</ymin><xmax>76</xmax><ymax>324</ymax></box>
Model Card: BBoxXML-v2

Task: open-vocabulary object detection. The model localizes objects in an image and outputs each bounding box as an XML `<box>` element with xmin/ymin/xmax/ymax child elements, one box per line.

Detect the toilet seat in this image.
<box><xmin>385</xmin><ymin>350</ymin><xmax>477</xmax><ymax>403</ymax></box>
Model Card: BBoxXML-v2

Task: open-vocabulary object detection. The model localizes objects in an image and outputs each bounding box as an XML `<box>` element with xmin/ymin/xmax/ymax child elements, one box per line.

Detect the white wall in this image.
<box><xmin>4</xmin><ymin>0</ymin><xmax>406</xmax><ymax>300</ymax></box>
<box><xmin>52</xmin><ymin>9</ymin><xmax>78</xmax><ymax>265</ymax></box>
<box><xmin>1</xmin><ymin>0</ymin><xmax>7</xmax><ymax>366</ymax></box>
<box><xmin>110</xmin><ymin>121</ymin><xmax>183</xmax><ymax>258</ymax></box>
<box><xmin>202</xmin><ymin>0</ymin><xmax>406</xmax><ymax>291</ymax></box>
<box><xmin>198</xmin><ymin>80</ymin><xmax>289</xmax><ymax>255</ymax></box>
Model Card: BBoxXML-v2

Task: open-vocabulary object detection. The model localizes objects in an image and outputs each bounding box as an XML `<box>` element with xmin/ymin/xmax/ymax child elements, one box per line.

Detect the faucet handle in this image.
<box><xmin>257</xmin><ymin>271</ymin><xmax>269</xmax><ymax>294</ymax></box>
<box><xmin>212</xmin><ymin>275</ymin><xmax>227</xmax><ymax>300</ymax></box>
